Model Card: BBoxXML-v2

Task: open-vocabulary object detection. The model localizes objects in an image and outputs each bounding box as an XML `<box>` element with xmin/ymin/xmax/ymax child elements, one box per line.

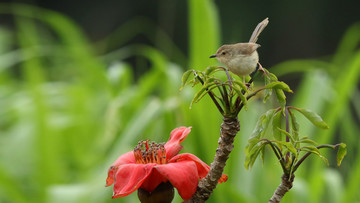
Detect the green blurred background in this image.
<box><xmin>0</xmin><ymin>0</ymin><xmax>359</xmax><ymax>202</ymax></box>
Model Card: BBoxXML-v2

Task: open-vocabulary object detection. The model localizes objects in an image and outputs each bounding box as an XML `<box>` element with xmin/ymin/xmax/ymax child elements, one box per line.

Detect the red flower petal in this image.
<box><xmin>169</xmin><ymin>153</ymin><xmax>228</xmax><ymax>183</ymax></box>
<box><xmin>164</xmin><ymin>127</ymin><xmax>192</xmax><ymax>159</ymax></box>
<box><xmin>105</xmin><ymin>166</ymin><xmax>116</xmax><ymax>187</ymax></box>
<box><xmin>112</xmin><ymin>163</ymin><xmax>156</xmax><ymax>198</ymax></box>
<box><xmin>111</xmin><ymin>151</ymin><xmax>136</xmax><ymax>166</ymax></box>
<box><xmin>155</xmin><ymin>161</ymin><xmax>198</xmax><ymax>200</ymax></box>
<box><xmin>106</xmin><ymin>151</ymin><xmax>136</xmax><ymax>187</ymax></box>
<box><xmin>140</xmin><ymin>168</ymin><xmax>168</xmax><ymax>192</ymax></box>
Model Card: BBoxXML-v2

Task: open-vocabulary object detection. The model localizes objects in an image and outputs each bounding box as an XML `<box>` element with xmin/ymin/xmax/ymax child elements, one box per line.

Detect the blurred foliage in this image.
<box><xmin>0</xmin><ymin>1</ymin><xmax>359</xmax><ymax>203</ymax></box>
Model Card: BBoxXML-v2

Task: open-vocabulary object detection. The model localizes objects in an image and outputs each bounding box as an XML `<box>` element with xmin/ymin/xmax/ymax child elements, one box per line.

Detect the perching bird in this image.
<box><xmin>210</xmin><ymin>18</ymin><xmax>269</xmax><ymax>82</ymax></box>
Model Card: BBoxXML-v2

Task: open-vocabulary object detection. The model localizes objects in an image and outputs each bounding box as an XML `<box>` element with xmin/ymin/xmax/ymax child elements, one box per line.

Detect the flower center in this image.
<box><xmin>134</xmin><ymin>140</ymin><xmax>167</xmax><ymax>164</ymax></box>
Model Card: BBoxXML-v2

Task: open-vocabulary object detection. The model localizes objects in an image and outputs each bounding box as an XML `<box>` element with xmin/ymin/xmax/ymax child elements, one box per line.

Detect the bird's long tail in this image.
<box><xmin>249</xmin><ymin>17</ymin><xmax>269</xmax><ymax>43</ymax></box>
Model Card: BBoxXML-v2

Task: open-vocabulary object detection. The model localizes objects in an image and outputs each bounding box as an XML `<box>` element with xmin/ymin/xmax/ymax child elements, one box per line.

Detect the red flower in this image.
<box><xmin>105</xmin><ymin>127</ymin><xmax>228</xmax><ymax>200</ymax></box>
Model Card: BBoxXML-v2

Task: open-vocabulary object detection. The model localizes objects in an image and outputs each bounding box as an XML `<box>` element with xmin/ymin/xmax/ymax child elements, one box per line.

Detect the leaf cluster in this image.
<box><xmin>245</xmin><ymin>106</ymin><xmax>347</xmax><ymax>176</ymax></box>
<box><xmin>180</xmin><ymin>67</ymin><xmax>293</xmax><ymax>118</ymax></box>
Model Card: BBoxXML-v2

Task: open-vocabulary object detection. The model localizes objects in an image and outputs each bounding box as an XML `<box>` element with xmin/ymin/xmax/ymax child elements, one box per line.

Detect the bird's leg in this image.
<box><xmin>219</xmin><ymin>67</ymin><xmax>233</xmax><ymax>91</ymax></box>
<box><xmin>258</xmin><ymin>62</ymin><xmax>268</xmax><ymax>75</ymax></box>
<box><xmin>225</xmin><ymin>69</ymin><xmax>233</xmax><ymax>91</ymax></box>
<box><xmin>244</xmin><ymin>76</ymin><xmax>252</xmax><ymax>90</ymax></box>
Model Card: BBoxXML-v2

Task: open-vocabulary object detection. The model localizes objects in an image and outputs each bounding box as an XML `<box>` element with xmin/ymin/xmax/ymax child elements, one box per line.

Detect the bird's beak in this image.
<box><xmin>209</xmin><ymin>54</ymin><xmax>217</xmax><ymax>58</ymax></box>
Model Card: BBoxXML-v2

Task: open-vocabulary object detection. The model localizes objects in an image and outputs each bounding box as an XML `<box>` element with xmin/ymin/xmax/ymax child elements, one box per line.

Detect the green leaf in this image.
<box><xmin>179</xmin><ymin>69</ymin><xmax>194</xmax><ymax>90</ymax></box>
<box><xmin>249</xmin><ymin>109</ymin><xmax>277</xmax><ymax>140</ymax></box>
<box><xmin>275</xmin><ymin>141</ymin><xmax>298</xmax><ymax>158</ymax></box>
<box><xmin>322</xmin><ymin>156</ymin><xmax>330</xmax><ymax>166</ymax></box>
<box><xmin>277</xmin><ymin>127</ymin><xmax>295</xmax><ymax>144</ymax></box>
<box><xmin>337</xmin><ymin>143</ymin><xmax>347</xmax><ymax>166</ymax></box>
<box><xmin>248</xmin><ymin>137</ymin><xmax>261</xmax><ymax>144</ymax></box>
<box><xmin>263</xmin><ymin>75</ymin><xmax>272</xmax><ymax>103</ymax></box>
<box><xmin>245</xmin><ymin>141</ymin><xmax>267</xmax><ymax>170</ymax></box>
<box><xmin>190</xmin><ymin>83</ymin><xmax>217</xmax><ymax>108</ymax></box>
<box><xmin>260</xmin><ymin>146</ymin><xmax>266</xmax><ymax>166</ymax></box>
<box><xmin>232</xmin><ymin>85</ymin><xmax>247</xmax><ymax>106</ymax></box>
<box><xmin>275</xmin><ymin>89</ymin><xmax>286</xmax><ymax>110</ymax></box>
<box><xmin>291</xmin><ymin>107</ymin><xmax>329</xmax><ymax>129</ymax></box>
<box><xmin>264</xmin><ymin>81</ymin><xmax>293</xmax><ymax>93</ymax></box>
<box><xmin>204</xmin><ymin>77</ymin><xmax>219</xmax><ymax>84</ymax></box>
<box><xmin>268</xmin><ymin>72</ymin><xmax>278</xmax><ymax>82</ymax></box>
<box><xmin>245</xmin><ymin>109</ymin><xmax>278</xmax><ymax>169</ymax></box>
<box><xmin>300</xmin><ymin>146</ymin><xmax>329</xmax><ymax>166</ymax></box>
<box><xmin>272</xmin><ymin>110</ymin><xmax>282</xmax><ymax>140</ymax></box>
<box><xmin>299</xmin><ymin>138</ymin><xmax>318</xmax><ymax>146</ymax></box>
<box><xmin>301</xmin><ymin>146</ymin><xmax>321</xmax><ymax>154</ymax></box>
<box><xmin>232</xmin><ymin>80</ymin><xmax>248</xmax><ymax>93</ymax></box>
<box><xmin>288</xmin><ymin>109</ymin><xmax>300</xmax><ymax>144</ymax></box>
<box><xmin>204</xmin><ymin>66</ymin><xmax>220</xmax><ymax>75</ymax></box>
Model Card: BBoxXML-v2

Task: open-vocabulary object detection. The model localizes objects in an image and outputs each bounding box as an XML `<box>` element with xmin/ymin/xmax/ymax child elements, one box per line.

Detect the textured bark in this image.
<box><xmin>268</xmin><ymin>174</ymin><xmax>295</xmax><ymax>203</ymax></box>
<box><xmin>187</xmin><ymin>117</ymin><xmax>240</xmax><ymax>202</ymax></box>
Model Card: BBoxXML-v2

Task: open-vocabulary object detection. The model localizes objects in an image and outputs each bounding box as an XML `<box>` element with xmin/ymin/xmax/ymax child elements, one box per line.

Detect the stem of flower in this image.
<box><xmin>187</xmin><ymin>116</ymin><xmax>240</xmax><ymax>202</ymax></box>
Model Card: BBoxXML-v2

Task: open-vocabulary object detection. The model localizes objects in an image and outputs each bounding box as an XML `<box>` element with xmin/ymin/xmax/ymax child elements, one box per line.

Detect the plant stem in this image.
<box><xmin>236</xmin><ymin>87</ymin><xmax>265</xmax><ymax>114</ymax></box>
<box><xmin>187</xmin><ymin>116</ymin><xmax>240</xmax><ymax>202</ymax></box>
<box><xmin>269</xmin><ymin>144</ymin><xmax>340</xmax><ymax>202</ymax></box>
<box><xmin>267</xmin><ymin>141</ymin><xmax>287</xmax><ymax>173</ymax></box>
<box><xmin>193</xmin><ymin>71</ymin><xmax>224</xmax><ymax>115</ymax></box>
<box><xmin>293</xmin><ymin>144</ymin><xmax>339</xmax><ymax>173</ymax></box>
<box><xmin>268</xmin><ymin>174</ymin><xmax>295</xmax><ymax>203</ymax></box>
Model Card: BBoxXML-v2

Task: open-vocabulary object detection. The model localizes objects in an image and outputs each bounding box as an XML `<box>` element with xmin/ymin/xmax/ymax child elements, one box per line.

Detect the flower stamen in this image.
<box><xmin>134</xmin><ymin>140</ymin><xmax>167</xmax><ymax>164</ymax></box>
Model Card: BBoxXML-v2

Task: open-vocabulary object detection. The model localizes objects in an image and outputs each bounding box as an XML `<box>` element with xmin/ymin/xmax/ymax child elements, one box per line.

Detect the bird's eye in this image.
<box><xmin>221</xmin><ymin>52</ymin><xmax>226</xmax><ymax>55</ymax></box>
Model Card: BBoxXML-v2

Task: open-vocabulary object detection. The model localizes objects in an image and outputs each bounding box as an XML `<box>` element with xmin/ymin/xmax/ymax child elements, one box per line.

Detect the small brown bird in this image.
<box><xmin>210</xmin><ymin>18</ymin><xmax>269</xmax><ymax>81</ymax></box>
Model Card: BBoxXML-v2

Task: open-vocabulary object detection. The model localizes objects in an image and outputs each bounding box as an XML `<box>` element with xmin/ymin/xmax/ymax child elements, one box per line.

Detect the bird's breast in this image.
<box><xmin>227</xmin><ymin>51</ymin><xmax>259</xmax><ymax>76</ymax></box>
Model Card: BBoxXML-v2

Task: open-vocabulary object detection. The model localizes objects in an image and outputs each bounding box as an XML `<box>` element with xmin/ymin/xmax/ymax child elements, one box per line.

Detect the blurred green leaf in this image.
<box><xmin>337</xmin><ymin>143</ymin><xmax>347</xmax><ymax>166</ymax></box>
<box><xmin>188</xmin><ymin>0</ymin><xmax>220</xmax><ymax>68</ymax></box>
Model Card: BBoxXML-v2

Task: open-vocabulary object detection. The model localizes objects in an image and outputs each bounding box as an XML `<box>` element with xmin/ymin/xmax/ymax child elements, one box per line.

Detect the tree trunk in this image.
<box><xmin>268</xmin><ymin>174</ymin><xmax>295</xmax><ymax>203</ymax></box>
<box><xmin>188</xmin><ymin>116</ymin><xmax>240</xmax><ymax>202</ymax></box>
